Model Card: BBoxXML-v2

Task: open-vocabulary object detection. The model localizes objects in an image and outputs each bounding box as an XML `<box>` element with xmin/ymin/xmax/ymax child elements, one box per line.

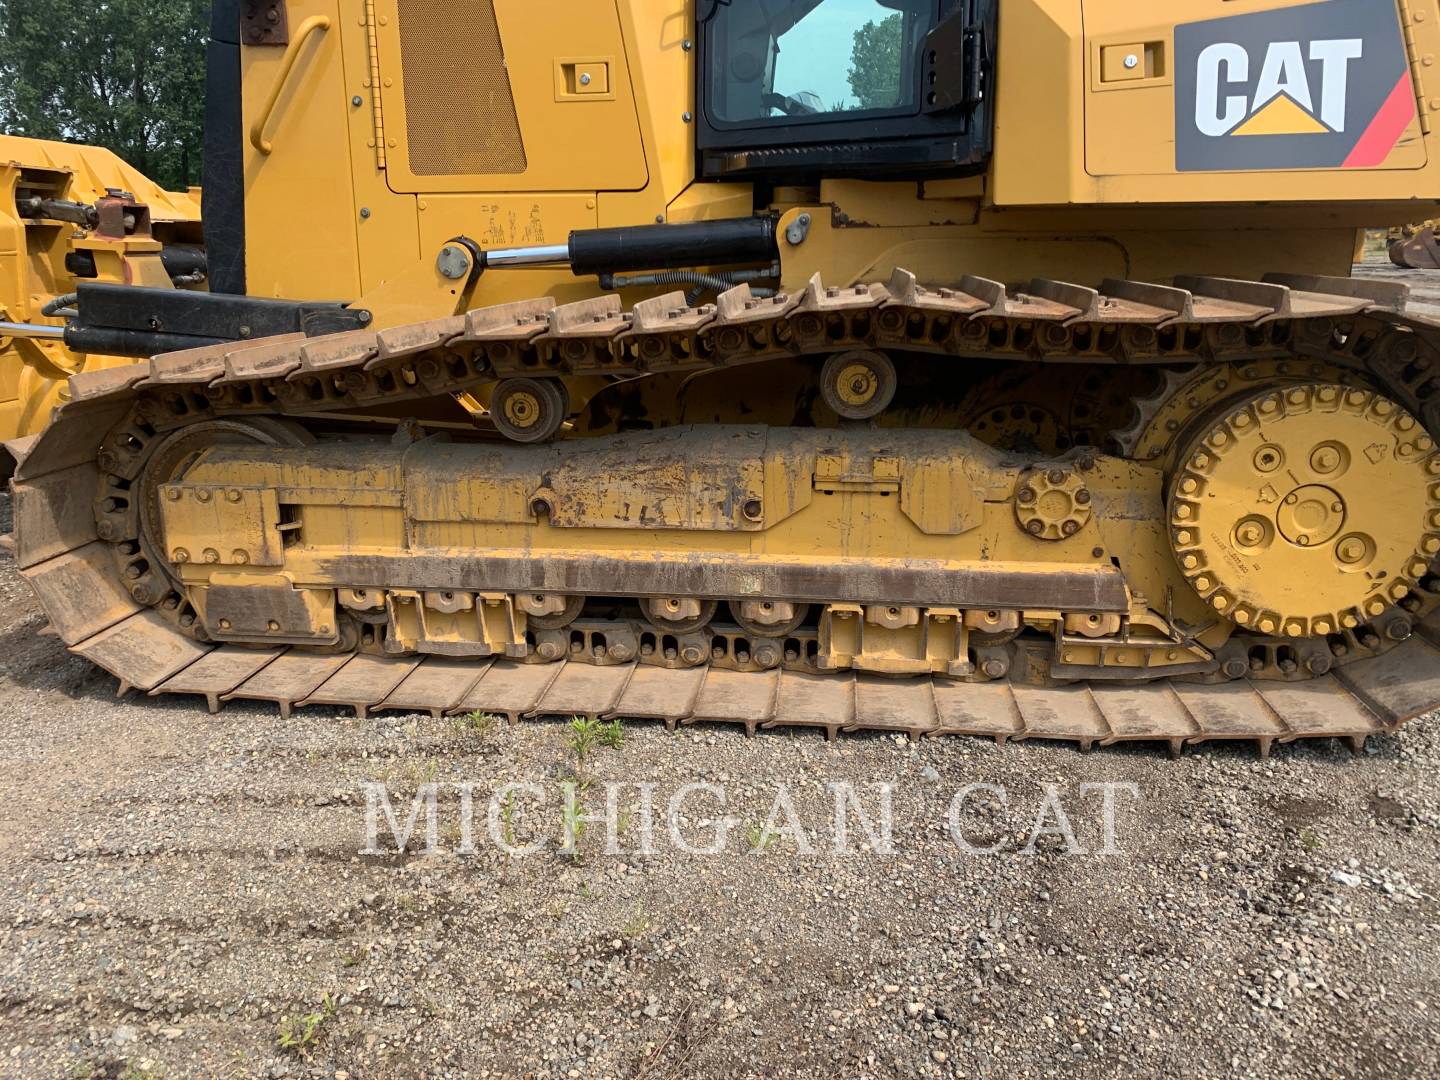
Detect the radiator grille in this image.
<box><xmin>396</xmin><ymin>0</ymin><xmax>527</xmax><ymax>176</ymax></box>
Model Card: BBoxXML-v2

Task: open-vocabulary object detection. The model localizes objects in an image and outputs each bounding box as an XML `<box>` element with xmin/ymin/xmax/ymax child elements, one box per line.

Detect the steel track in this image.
<box><xmin>10</xmin><ymin>268</ymin><xmax>1440</xmax><ymax>755</ymax></box>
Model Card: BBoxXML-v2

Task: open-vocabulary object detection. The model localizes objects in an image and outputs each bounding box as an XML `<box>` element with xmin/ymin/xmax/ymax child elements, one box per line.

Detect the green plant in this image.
<box><xmin>620</xmin><ymin>902</ymin><xmax>650</xmax><ymax>938</ymax></box>
<box><xmin>402</xmin><ymin>757</ymin><xmax>439</xmax><ymax>785</ymax></box>
<box><xmin>746</xmin><ymin>821</ymin><xmax>779</xmax><ymax>853</ymax></box>
<box><xmin>567</xmin><ymin>716</ymin><xmax>603</xmax><ymax>762</ymax></box>
<box><xmin>276</xmin><ymin>994</ymin><xmax>338</xmax><ymax>1056</ymax></box>
<box><xmin>561</xmin><ymin>794</ymin><xmax>588</xmax><ymax>856</ymax></box>
<box><xmin>600</xmin><ymin>717</ymin><xmax>625</xmax><ymax>749</ymax></box>
<box><xmin>452</xmin><ymin>710</ymin><xmax>499</xmax><ymax>738</ymax></box>
<box><xmin>500</xmin><ymin>789</ymin><xmax>516</xmax><ymax>852</ymax></box>
<box><xmin>340</xmin><ymin>945</ymin><xmax>369</xmax><ymax>968</ymax></box>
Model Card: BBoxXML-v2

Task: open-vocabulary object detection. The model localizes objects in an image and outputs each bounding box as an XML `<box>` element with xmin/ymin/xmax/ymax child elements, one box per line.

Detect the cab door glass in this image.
<box><xmin>708</xmin><ymin>0</ymin><xmax>928</xmax><ymax>126</ymax></box>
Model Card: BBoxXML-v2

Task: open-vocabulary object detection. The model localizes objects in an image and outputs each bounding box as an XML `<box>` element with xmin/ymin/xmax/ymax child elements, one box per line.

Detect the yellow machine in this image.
<box><xmin>1389</xmin><ymin>218</ymin><xmax>1440</xmax><ymax>266</ymax></box>
<box><xmin>0</xmin><ymin>136</ymin><xmax>204</xmax><ymax>457</ymax></box>
<box><xmin>13</xmin><ymin>0</ymin><xmax>1440</xmax><ymax>752</ymax></box>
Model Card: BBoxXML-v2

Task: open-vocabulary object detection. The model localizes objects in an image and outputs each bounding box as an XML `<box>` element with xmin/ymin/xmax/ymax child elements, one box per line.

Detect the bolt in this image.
<box><xmin>1026</xmin><ymin>520</ymin><xmax>1044</xmax><ymax>536</ymax></box>
<box><xmin>232</xmin><ymin>550</ymin><xmax>249</xmax><ymax>565</ymax></box>
<box><xmin>755</xmin><ymin>645</ymin><xmax>780</xmax><ymax>668</ymax></box>
<box><xmin>203</xmin><ymin>549</ymin><xmax>219</xmax><ymax>564</ymax></box>
<box><xmin>1062</xmin><ymin>520</ymin><xmax>1081</xmax><ymax>537</ymax></box>
<box><xmin>981</xmin><ymin>657</ymin><xmax>1008</xmax><ymax>680</ymax></box>
<box><xmin>609</xmin><ymin>643</ymin><xmax>633</xmax><ymax>662</ymax></box>
<box><xmin>681</xmin><ymin>645</ymin><xmax>704</xmax><ymax>665</ymax></box>
<box><xmin>682</xmin><ymin>111</ymin><xmax>693</xmax><ymax>123</ymax></box>
<box><xmin>352</xmin><ymin>95</ymin><xmax>364</xmax><ymax>106</ymax></box>
<box><xmin>360</xmin><ymin>207</ymin><xmax>371</xmax><ymax>220</ymax></box>
<box><xmin>1017</xmin><ymin>487</ymin><xmax>1036</xmax><ymax>504</ymax></box>
<box><xmin>130</xmin><ymin>585</ymin><xmax>151</xmax><ymax>604</ymax></box>
<box><xmin>1048</xmin><ymin>469</ymin><xmax>1066</xmax><ymax>485</ymax></box>
<box><xmin>219</xmin><ymin>619</ymin><xmax>232</xmax><ymax>631</ymax></box>
<box><xmin>172</xmin><ymin>548</ymin><xmax>189</xmax><ymax>563</ymax></box>
<box><xmin>1075</xmin><ymin>488</ymin><xmax>1092</xmax><ymax>505</ymax></box>
<box><xmin>196</xmin><ymin>489</ymin><xmax>212</xmax><ymax>503</ymax></box>
<box><xmin>537</xmin><ymin>641</ymin><xmax>561</xmax><ymax>660</ymax></box>
<box><xmin>166</xmin><ymin>488</ymin><xmax>181</xmax><ymax>501</ymax></box>
<box><xmin>1385</xmin><ymin>617</ymin><xmax>1413</xmax><ymax>642</ymax></box>
<box><xmin>1222</xmin><ymin>658</ymin><xmax>1249</xmax><ymax>679</ymax></box>
<box><xmin>1305</xmin><ymin>653</ymin><xmax>1333</xmax><ymax>675</ymax></box>
<box><xmin>227</xmin><ymin>489</ymin><xmax>242</xmax><ymax>503</ymax></box>
<box><xmin>267</xmin><ymin>620</ymin><xmax>281</xmax><ymax>632</ymax></box>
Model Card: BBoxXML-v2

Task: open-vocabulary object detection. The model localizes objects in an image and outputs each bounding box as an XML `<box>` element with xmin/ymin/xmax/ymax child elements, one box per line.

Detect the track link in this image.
<box><xmin>11</xmin><ymin>267</ymin><xmax>1440</xmax><ymax>755</ymax></box>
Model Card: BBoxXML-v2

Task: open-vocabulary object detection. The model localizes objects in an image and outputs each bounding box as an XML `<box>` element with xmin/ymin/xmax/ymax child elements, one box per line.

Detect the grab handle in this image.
<box><xmin>250</xmin><ymin>15</ymin><xmax>332</xmax><ymax>155</ymax></box>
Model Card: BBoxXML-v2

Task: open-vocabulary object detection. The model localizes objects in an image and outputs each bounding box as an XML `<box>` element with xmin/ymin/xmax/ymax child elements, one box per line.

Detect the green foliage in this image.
<box><xmin>599</xmin><ymin>717</ymin><xmax>624</xmax><ymax>750</ymax></box>
<box><xmin>745</xmin><ymin>820</ymin><xmax>779</xmax><ymax>854</ymax></box>
<box><xmin>276</xmin><ymin>994</ymin><xmax>338</xmax><ymax>1056</ymax></box>
<box><xmin>0</xmin><ymin>0</ymin><xmax>210</xmax><ymax>190</ymax></box>
<box><xmin>567</xmin><ymin>716</ymin><xmax>603</xmax><ymax>763</ymax></box>
<box><xmin>849</xmin><ymin>13</ymin><xmax>904</xmax><ymax>111</ymax></box>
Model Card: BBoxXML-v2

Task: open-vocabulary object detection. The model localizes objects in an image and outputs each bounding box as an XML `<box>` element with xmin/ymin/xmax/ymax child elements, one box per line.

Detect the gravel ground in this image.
<box><xmin>3</xmin><ymin>273</ymin><xmax>1440</xmax><ymax>1077</ymax></box>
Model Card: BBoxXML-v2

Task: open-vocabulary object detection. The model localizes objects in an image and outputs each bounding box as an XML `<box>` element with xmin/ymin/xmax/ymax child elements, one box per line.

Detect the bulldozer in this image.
<box><xmin>11</xmin><ymin>0</ymin><xmax>1440</xmax><ymax>753</ymax></box>
<box><xmin>0</xmin><ymin>136</ymin><xmax>204</xmax><ymax>461</ymax></box>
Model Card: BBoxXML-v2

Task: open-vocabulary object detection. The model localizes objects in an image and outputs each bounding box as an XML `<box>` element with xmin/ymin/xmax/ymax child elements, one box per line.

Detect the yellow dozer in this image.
<box><xmin>0</xmin><ymin>136</ymin><xmax>203</xmax><ymax>463</ymax></box>
<box><xmin>13</xmin><ymin>0</ymin><xmax>1440</xmax><ymax>754</ymax></box>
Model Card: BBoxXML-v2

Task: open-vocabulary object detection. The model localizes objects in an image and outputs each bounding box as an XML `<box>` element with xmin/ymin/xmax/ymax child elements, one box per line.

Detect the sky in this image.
<box><xmin>771</xmin><ymin>0</ymin><xmax>898</xmax><ymax>109</ymax></box>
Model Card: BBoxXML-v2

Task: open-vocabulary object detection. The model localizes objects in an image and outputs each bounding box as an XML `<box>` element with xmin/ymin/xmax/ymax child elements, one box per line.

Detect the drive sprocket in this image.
<box><xmin>1168</xmin><ymin>383</ymin><xmax>1440</xmax><ymax>638</ymax></box>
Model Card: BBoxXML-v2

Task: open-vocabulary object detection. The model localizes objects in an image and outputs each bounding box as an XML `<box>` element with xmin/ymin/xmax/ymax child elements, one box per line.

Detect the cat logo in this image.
<box><xmin>1176</xmin><ymin>0</ymin><xmax>1417</xmax><ymax>172</ymax></box>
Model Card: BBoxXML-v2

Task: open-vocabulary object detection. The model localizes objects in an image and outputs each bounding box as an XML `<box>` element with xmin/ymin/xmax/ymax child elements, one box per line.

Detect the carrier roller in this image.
<box><xmin>11</xmin><ymin>268</ymin><xmax>1440</xmax><ymax>756</ymax></box>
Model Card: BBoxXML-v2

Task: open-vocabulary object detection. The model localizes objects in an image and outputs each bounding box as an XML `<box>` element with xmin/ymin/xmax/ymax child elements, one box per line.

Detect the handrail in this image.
<box><xmin>249</xmin><ymin>15</ymin><xmax>332</xmax><ymax>155</ymax></box>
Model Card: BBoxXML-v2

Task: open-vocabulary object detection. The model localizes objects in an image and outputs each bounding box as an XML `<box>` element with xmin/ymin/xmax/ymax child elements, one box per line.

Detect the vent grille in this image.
<box><xmin>396</xmin><ymin>0</ymin><xmax>527</xmax><ymax>176</ymax></box>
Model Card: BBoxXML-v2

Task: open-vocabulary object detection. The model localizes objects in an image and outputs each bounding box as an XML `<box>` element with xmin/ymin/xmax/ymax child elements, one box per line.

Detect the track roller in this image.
<box><xmin>820</xmin><ymin>349</ymin><xmax>896</xmax><ymax>421</ymax></box>
<box><xmin>491</xmin><ymin>377</ymin><xmax>570</xmax><ymax>443</ymax></box>
<box><xmin>641</xmin><ymin>597</ymin><xmax>719</xmax><ymax>634</ymax></box>
<box><xmin>516</xmin><ymin>593</ymin><xmax>584</xmax><ymax>630</ymax></box>
<box><xmin>730</xmin><ymin>600</ymin><xmax>810</xmax><ymax>638</ymax></box>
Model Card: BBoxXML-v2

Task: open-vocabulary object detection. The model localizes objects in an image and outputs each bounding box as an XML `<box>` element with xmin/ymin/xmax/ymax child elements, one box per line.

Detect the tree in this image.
<box><xmin>0</xmin><ymin>0</ymin><xmax>209</xmax><ymax>191</ymax></box>
<box><xmin>849</xmin><ymin>12</ymin><xmax>903</xmax><ymax>111</ymax></box>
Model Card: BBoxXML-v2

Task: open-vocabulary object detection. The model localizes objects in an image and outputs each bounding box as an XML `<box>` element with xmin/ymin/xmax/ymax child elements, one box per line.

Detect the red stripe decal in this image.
<box><xmin>1343</xmin><ymin>74</ymin><xmax>1418</xmax><ymax>168</ymax></box>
